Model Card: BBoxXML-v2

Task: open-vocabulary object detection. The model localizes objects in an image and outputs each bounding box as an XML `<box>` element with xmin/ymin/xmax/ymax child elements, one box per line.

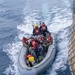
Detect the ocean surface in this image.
<box><xmin>0</xmin><ymin>0</ymin><xmax>73</xmax><ymax>75</ymax></box>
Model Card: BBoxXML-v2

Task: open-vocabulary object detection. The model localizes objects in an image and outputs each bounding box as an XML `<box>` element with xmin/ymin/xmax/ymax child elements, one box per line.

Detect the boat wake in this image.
<box><xmin>3</xmin><ymin>0</ymin><xmax>72</xmax><ymax>75</ymax></box>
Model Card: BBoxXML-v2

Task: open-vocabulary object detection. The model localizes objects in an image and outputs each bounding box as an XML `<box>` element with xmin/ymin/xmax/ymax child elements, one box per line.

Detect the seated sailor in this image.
<box><xmin>26</xmin><ymin>54</ymin><xmax>35</xmax><ymax>67</ymax></box>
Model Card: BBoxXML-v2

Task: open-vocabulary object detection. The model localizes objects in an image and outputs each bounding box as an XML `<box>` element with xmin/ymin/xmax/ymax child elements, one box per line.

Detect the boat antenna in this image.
<box><xmin>39</xmin><ymin>21</ymin><xmax>42</xmax><ymax>26</ymax></box>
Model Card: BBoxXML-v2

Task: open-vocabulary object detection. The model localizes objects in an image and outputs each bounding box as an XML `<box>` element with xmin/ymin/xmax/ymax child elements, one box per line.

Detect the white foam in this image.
<box><xmin>3</xmin><ymin>42</ymin><xmax>22</xmax><ymax>75</ymax></box>
<box><xmin>63</xmin><ymin>0</ymin><xmax>71</xmax><ymax>7</ymax></box>
<box><xmin>48</xmin><ymin>7</ymin><xmax>72</xmax><ymax>33</ymax></box>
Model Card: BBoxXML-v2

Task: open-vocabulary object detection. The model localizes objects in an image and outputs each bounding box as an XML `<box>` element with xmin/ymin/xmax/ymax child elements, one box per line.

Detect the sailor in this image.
<box><xmin>30</xmin><ymin>39</ymin><xmax>39</xmax><ymax>60</ymax></box>
<box><xmin>30</xmin><ymin>39</ymin><xmax>38</xmax><ymax>50</ymax></box>
<box><xmin>30</xmin><ymin>38</ymin><xmax>43</xmax><ymax>62</ymax></box>
<box><xmin>37</xmin><ymin>35</ymin><xmax>44</xmax><ymax>45</ymax></box>
<box><xmin>33</xmin><ymin>24</ymin><xmax>40</xmax><ymax>36</ymax></box>
<box><xmin>45</xmin><ymin>32</ymin><xmax>53</xmax><ymax>47</ymax></box>
<box><xmin>22</xmin><ymin>36</ymin><xmax>29</xmax><ymax>49</ymax></box>
<box><xmin>40</xmin><ymin>22</ymin><xmax>49</xmax><ymax>36</ymax></box>
<box><xmin>26</xmin><ymin>54</ymin><xmax>35</xmax><ymax>67</ymax></box>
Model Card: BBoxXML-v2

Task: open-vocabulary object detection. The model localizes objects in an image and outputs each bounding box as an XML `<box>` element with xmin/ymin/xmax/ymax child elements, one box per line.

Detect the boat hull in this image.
<box><xmin>18</xmin><ymin>33</ymin><xmax>56</xmax><ymax>75</ymax></box>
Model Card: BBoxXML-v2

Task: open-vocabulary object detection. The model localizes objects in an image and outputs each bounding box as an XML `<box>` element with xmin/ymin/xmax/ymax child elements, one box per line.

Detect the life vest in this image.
<box><xmin>46</xmin><ymin>35</ymin><xmax>51</xmax><ymax>43</ymax></box>
<box><xmin>30</xmin><ymin>39</ymin><xmax>38</xmax><ymax>50</ymax></box>
<box><xmin>34</xmin><ymin>27</ymin><xmax>40</xmax><ymax>35</ymax></box>
<box><xmin>41</xmin><ymin>24</ymin><xmax>47</xmax><ymax>31</ymax></box>
<box><xmin>38</xmin><ymin>36</ymin><xmax>44</xmax><ymax>44</ymax></box>
<box><xmin>28</xmin><ymin>56</ymin><xmax>34</xmax><ymax>62</ymax></box>
<box><xmin>22</xmin><ymin>37</ymin><xmax>28</xmax><ymax>44</ymax></box>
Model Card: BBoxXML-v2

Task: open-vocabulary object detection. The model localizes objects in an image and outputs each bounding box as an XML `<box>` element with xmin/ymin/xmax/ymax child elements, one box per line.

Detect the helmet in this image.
<box><xmin>28</xmin><ymin>56</ymin><xmax>34</xmax><ymax>62</ymax></box>
<box><xmin>23</xmin><ymin>36</ymin><xmax>25</xmax><ymax>38</ymax></box>
<box><xmin>26</xmin><ymin>54</ymin><xmax>32</xmax><ymax>59</ymax></box>
<box><xmin>23</xmin><ymin>36</ymin><xmax>26</xmax><ymax>39</ymax></box>
<box><xmin>34</xmin><ymin>24</ymin><xmax>38</xmax><ymax>27</ymax></box>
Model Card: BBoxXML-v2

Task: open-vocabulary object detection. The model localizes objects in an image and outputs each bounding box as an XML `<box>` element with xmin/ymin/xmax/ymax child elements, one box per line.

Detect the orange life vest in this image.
<box><xmin>46</xmin><ymin>35</ymin><xmax>51</xmax><ymax>43</ymax></box>
<box><xmin>34</xmin><ymin>27</ymin><xmax>40</xmax><ymax>35</ymax></box>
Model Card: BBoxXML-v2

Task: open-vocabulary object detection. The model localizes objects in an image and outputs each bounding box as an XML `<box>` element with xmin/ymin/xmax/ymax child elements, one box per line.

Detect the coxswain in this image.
<box><xmin>33</xmin><ymin>24</ymin><xmax>40</xmax><ymax>36</ymax></box>
<box><xmin>40</xmin><ymin>22</ymin><xmax>49</xmax><ymax>36</ymax></box>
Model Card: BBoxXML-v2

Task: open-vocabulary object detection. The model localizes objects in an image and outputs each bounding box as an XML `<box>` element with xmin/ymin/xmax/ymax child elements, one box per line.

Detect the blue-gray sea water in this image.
<box><xmin>0</xmin><ymin>0</ymin><xmax>73</xmax><ymax>75</ymax></box>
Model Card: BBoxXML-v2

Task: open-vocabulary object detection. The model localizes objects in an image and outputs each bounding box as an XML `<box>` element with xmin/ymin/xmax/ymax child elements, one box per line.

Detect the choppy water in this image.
<box><xmin>0</xmin><ymin>0</ymin><xmax>73</xmax><ymax>75</ymax></box>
